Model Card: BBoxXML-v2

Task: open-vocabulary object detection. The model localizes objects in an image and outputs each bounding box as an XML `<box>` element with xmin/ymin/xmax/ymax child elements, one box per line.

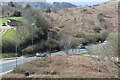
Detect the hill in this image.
<box><xmin>2</xmin><ymin>55</ymin><xmax>118</xmax><ymax>78</ymax></box>
<box><xmin>43</xmin><ymin>0</ymin><xmax>118</xmax><ymax>33</ymax></box>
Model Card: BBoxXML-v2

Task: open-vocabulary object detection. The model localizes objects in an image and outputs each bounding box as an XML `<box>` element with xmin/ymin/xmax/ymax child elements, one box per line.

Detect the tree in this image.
<box><xmin>17</xmin><ymin>8</ymin><xmax>49</xmax><ymax>53</ymax></box>
<box><xmin>46</xmin><ymin>8</ymin><xmax>51</xmax><ymax>13</ymax></box>
<box><xmin>8</xmin><ymin>2</ymin><xmax>15</xmax><ymax>7</ymax></box>
<box><xmin>25</xmin><ymin>4</ymin><xmax>31</xmax><ymax>9</ymax></box>
<box><xmin>59</xmin><ymin>20</ymin><xmax>79</xmax><ymax>55</ymax></box>
<box><xmin>12</xmin><ymin>10</ymin><xmax>22</xmax><ymax>17</ymax></box>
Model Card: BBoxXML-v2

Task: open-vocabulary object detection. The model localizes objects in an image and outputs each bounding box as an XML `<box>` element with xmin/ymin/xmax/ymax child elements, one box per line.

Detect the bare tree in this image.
<box><xmin>60</xmin><ymin>20</ymin><xmax>79</xmax><ymax>55</ymax></box>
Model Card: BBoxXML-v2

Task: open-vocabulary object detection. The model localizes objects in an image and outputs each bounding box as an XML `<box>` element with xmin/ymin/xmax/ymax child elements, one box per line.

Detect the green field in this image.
<box><xmin>0</xmin><ymin>17</ymin><xmax>24</xmax><ymax>25</ymax></box>
<box><xmin>0</xmin><ymin>53</ymin><xmax>17</xmax><ymax>58</ymax></box>
<box><xmin>0</xmin><ymin>17</ymin><xmax>24</xmax><ymax>40</ymax></box>
<box><xmin>2</xmin><ymin>29</ymin><xmax>16</xmax><ymax>40</ymax></box>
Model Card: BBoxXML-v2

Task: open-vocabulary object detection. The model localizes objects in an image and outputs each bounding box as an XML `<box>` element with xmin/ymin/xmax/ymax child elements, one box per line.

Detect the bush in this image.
<box><xmin>84</xmin><ymin>34</ymin><xmax>101</xmax><ymax>44</ymax></box>
<box><xmin>75</xmin><ymin>33</ymin><xmax>102</xmax><ymax>44</ymax></box>
<box><xmin>93</xmin><ymin>26</ymin><xmax>102</xmax><ymax>33</ymax></box>
<box><xmin>97</xmin><ymin>13</ymin><xmax>105</xmax><ymax>22</ymax></box>
<box><xmin>46</xmin><ymin>8</ymin><xmax>51</xmax><ymax>13</ymax></box>
<box><xmin>2</xmin><ymin>39</ymin><xmax>16</xmax><ymax>53</ymax></box>
<box><xmin>81</xmin><ymin>9</ymin><xmax>88</xmax><ymax>14</ymax></box>
<box><xmin>88</xmin><ymin>32</ymin><xmax>118</xmax><ymax>59</ymax></box>
<box><xmin>75</xmin><ymin>33</ymin><xmax>85</xmax><ymax>38</ymax></box>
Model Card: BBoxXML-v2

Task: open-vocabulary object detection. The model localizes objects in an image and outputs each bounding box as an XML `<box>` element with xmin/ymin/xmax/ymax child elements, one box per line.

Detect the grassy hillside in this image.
<box><xmin>3</xmin><ymin>55</ymin><xmax>118</xmax><ymax>78</ymax></box>
<box><xmin>43</xmin><ymin>0</ymin><xmax>118</xmax><ymax>33</ymax></box>
<box><xmin>2</xmin><ymin>29</ymin><xmax>16</xmax><ymax>40</ymax></box>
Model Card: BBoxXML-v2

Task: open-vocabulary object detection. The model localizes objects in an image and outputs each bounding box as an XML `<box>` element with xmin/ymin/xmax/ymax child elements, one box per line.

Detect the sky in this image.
<box><xmin>47</xmin><ymin>0</ymin><xmax>110</xmax><ymax>2</ymax></box>
<box><xmin>46</xmin><ymin>0</ymin><xmax>110</xmax><ymax>6</ymax></box>
<box><xmin>0</xmin><ymin>0</ymin><xmax>110</xmax><ymax>6</ymax></box>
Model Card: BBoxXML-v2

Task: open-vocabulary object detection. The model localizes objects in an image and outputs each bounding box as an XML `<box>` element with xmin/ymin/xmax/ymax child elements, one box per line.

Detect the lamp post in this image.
<box><xmin>15</xmin><ymin>26</ymin><xmax>17</xmax><ymax>67</ymax></box>
<box><xmin>16</xmin><ymin>53</ymin><xmax>18</xmax><ymax>67</ymax></box>
<box><xmin>31</xmin><ymin>23</ymin><xmax>35</xmax><ymax>45</ymax></box>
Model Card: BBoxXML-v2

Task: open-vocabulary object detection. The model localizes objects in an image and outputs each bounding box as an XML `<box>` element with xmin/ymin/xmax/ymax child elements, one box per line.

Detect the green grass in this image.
<box><xmin>23</xmin><ymin>54</ymin><xmax>36</xmax><ymax>58</ymax></box>
<box><xmin>0</xmin><ymin>17</ymin><xmax>24</xmax><ymax>40</ymax></box>
<box><xmin>0</xmin><ymin>53</ymin><xmax>17</xmax><ymax>58</ymax></box>
<box><xmin>0</xmin><ymin>17</ymin><xmax>24</xmax><ymax>25</ymax></box>
<box><xmin>80</xmin><ymin>52</ymin><xmax>92</xmax><ymax>55</ymax></box>
<box><xmin>2</xmin><ymin>29</ymin><xmax>16</xmax><ymax>40</ymax></box>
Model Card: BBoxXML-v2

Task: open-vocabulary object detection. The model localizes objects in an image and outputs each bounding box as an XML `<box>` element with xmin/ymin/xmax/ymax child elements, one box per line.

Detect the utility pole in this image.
<box><xmin>15</xmin><ymin>30</ymin><xmax>18</xmax><ymax>68</ymax></box>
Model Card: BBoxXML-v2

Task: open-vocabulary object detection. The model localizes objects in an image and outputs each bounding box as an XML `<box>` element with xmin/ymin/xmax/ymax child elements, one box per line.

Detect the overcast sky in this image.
<box><xmin>47</xmin><ymin>0</ymin><xmax>110</xmax><ymax>2</ymax></box>
<box><xmin>0</xmin><ymin>0</ymin><xmax>110</xmax><ymax>6</ymax></box>
<box><xmin>47</xmin><ymin>0</ymin><xmax>110</xmax><ymax>6</ymax></box>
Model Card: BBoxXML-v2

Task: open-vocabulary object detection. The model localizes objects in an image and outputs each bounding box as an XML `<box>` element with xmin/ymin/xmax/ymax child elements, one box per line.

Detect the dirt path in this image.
<box><xmin>0</xmin><ymin>25</ymin><xmax>12</xmax><ymax>36</ymax></box>
<box><xmin>0</xmin><ymin>30</ymin><xmax>7</xmax><ymax>36</ymax></box>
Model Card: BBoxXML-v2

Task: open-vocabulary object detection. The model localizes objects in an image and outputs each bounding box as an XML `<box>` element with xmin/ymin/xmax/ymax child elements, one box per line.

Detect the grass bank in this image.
<box><xmin>0</xmin><ymin>53</ymin><xmax>17</xmax><ymax>58</ymax></box>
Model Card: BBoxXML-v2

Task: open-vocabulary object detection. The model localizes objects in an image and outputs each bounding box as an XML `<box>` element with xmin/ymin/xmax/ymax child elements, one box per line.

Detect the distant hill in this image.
<box><xmin>53</xmin><ymin>2</ymin><xmax>77</xmax><ymax>9</ymax></box>
<box><xmin>11</xmin><ymin>2</ymin><xmax>77</xmax><ymax>9</ymax></box>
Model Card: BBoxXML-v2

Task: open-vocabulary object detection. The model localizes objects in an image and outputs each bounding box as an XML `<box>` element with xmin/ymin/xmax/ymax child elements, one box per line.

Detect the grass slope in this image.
<box><xmin>2</xmin><ymin>29</ymin><xmax>16</xmax><ymax>40</ymax></box>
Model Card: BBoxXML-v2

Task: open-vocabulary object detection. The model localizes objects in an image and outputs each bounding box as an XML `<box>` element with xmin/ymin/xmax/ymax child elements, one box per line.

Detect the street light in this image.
<box><xmin>16</xmin><ymin>53</ymin><xmax>18</xmax><ymax>67</ymax></box>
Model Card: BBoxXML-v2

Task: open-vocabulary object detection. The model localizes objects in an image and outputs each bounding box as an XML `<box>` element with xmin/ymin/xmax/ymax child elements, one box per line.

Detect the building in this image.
<box><xmin>7</xmin><ymin>19</ymin><xmax>22</xmax><ymax>26</ymax></box>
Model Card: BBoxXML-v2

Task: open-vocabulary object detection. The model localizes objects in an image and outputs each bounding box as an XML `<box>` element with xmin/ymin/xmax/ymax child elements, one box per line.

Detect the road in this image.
<box><xmin>0</xmin><ymin>56</ymin><xmax>38</xmax><ymax>75</ymax></box>
<box><xmin>0</xmin><ymin>49</ymin><xmax>87</xmax><ymax>75</ymax></box>
<box><xmin>1</xmin><ymin>44</ymin><xmax>117</xmax><ymax>75</ymax></box>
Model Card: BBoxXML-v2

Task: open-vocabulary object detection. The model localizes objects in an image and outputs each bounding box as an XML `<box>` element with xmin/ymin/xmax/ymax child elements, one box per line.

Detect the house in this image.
<box><xmin>7</xmin><ymin>19</ymin><xmax>22</xmax><ymax>26</ymax></box>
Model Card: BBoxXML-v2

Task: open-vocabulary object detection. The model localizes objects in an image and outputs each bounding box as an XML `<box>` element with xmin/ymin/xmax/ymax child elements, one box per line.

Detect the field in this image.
<box><xmin>2</xmin><ymin>29</ymin><xmax>16</xmax><ymax>40</ymax></box>
<box><xmin>3</xmin><ymin>55</ymin><xmax>118</xmax><ymax>78</ymax></box>
<box><xmin>0</xmin><ymin>17</ymin><xmax>24</xmax><ymax>40</ymax></box>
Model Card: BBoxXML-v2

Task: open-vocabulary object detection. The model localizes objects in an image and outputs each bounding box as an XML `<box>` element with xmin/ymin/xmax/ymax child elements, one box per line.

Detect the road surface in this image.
<box><xmin>0</xmin><ymin>56</ymin><xmax>38</xmax><ymax>75</ymax></box>
<box><xmin>0</xmin><ymin>49</ymin><xmax>87</xmax><ymax>75</ymax></box>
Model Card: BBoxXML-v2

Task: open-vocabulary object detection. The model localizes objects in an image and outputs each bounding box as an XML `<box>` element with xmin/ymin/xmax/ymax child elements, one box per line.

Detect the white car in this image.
<box><xmin>36</xmin><ymin>52</ymin><xmax>47</xmax><ymax>57</ymax></box>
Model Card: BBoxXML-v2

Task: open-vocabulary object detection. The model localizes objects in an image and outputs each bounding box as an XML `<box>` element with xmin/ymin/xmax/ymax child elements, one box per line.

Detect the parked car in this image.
<box><xmin>36</xmin><ymin>52</ymin><xmax>47</xmax><ymax>57</ymax></box>
<box><xmin>79</xmin><ymin>44</ymin><xmax>86</xmax><ymax>49</ymax></box>
<box><xmin>1</xmin><ymin>23</ymin><xmax>7</xmax><ymax>26</ymax></box>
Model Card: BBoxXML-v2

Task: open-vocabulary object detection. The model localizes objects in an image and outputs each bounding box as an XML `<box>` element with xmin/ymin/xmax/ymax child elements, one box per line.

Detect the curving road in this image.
<box><xmin>0</xmin><ymin>57</ymin><xmax>38</xmax><ymax>75</ymax></box>
<box><xmin>0</xmin><ymin>49</ymin><xmax>87</xmax><ymax>75</ymax></box>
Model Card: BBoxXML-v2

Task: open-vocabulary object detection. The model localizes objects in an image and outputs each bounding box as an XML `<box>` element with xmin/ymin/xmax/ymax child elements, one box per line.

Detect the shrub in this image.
<box><xmin>88</xmin><ymin>32</ymin><xmax>118</xmax><ymax>59</ymax></box>
<box><xmin>84</xmin><ymin>34</ymin><xmax>101</xmax><ymax>44</ymax></box>
<box><xmin>93</xmin><ymin>26</ymin><xmax>102</xmax><ymax>33</ymax></box>
<box><xmin>75</xmin><ymin>33</ymin><xmax>85</xmax><ymax>38</ymax></box>
<box><xmin>97</xmin><ymin>13</ymin><xmax>105</xmax><ymax>22</ymax></box>
<box><xmin>46</xmin><ymin>8</ymin><xmax>51</xmax><ymax>13</ymax></box>
<box><xmin>75</xmin><ymin>33</ymin><xmax>102</xmax><ymax>44</ymax></box>
<box><xmin>81</xmin><ymin>9</ymin><xmax>88</xmax><ymax>14</ymax></box>
<box><xmin>2</xmin><ymin>38</ymin><xmax>16</xmax><ymax>53</ymax></box>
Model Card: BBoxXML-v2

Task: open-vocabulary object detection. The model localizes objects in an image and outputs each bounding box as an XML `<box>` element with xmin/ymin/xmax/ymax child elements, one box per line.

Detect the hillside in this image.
<box><xmin>43</xmin><ymin>0</ymin><xmax>118</xmax><ymax>33</ymax></box>
<box><xmin>2</xmin><ymin>55</ymin><xmax>118</xmax><ymax>78</ymax></box>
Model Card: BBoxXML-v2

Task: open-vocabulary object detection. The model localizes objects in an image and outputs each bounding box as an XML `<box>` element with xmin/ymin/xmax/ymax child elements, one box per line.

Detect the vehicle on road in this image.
<box><xmin>36</xmin><ymin>52</ymin><xmax>47</xmax><ymax>57</ymax></box>
<box><xmin>1</xmin><ymin>23</ymin><xmax>7</xmax><ymax>26</ymax></box>
<box><xmin>79</xmin><ymin>44</ymin><xmax>86</xmax><ymax>49</ymax></box>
